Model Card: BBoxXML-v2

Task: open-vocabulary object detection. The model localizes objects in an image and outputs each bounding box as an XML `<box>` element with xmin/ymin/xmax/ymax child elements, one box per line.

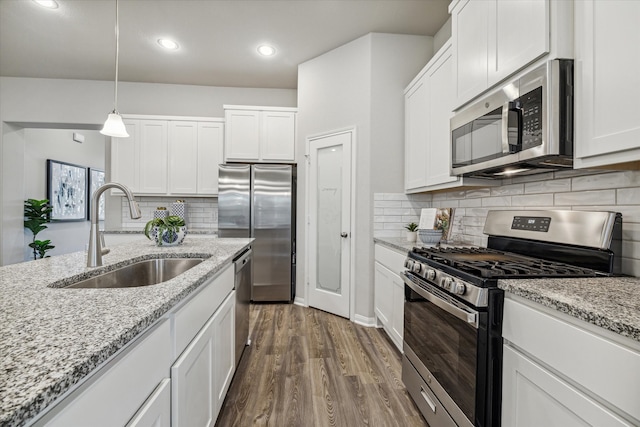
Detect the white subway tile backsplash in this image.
<box><xmin>511</xmin><ymin>194</ymin><xmax>554</xmax><ymax>206</ymax></box>
<box><xmin>524</xmin><ymin>179</ymin><xmax>571</xmax><ymax>194</ymax></box>
<box><xmin>617</xmin><ymin>188</ymin><xmax>640</xmax><ymax>205</ymax></box>
<box><xmin>572</xmin><ymin>171</ymin><xmax>640</xmax><ymax>191</ymax></box>
<box><xmin>555</xmin><ymin>189</ymin><xmax>616</xmax><ymax>206</ymax></box>
<box><xmin>491</xmin><ymin>184</ymin><xmax>524</xmax><ymax>196</ymax></box>
<box><xmin>373</xmin><ymin>169</ymin><xmax>640</xmax><ymax>276</ymax></box>
<box><xmin>121</xmin><ymin>196</ymin><xmax>218</xmax><ymax>230</ymax></box>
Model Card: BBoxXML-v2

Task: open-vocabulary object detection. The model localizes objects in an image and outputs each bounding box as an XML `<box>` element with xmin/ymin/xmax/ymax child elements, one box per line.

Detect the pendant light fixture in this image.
<box><xmin>100</xmin><ymin>0</ymin><xmax>129</xmax><ymax>138</ymax></box>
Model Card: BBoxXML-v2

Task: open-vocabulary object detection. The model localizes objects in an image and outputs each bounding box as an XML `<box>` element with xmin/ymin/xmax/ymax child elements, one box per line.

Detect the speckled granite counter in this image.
<box><xmin>499</xmin><ymin>277</ymin><xmax>640</xmax><ymax>343</ymax></box>
<box><xmin>0</xmin><ymin>237</ymin><xmax>250</xmax><ymax>427</ymax></box>
<box><xmin>373</xmin><ymin>237</ymin><xmax>416</xmax><ymax>253</ymax></box>
<box><xmin>103</xmin><ymin>228</ymin><xmax>217</xmax><ymax>235</ymax></box>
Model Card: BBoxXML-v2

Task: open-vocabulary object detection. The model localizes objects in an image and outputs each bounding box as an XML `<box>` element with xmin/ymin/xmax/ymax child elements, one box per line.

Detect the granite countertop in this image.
<box><xmin>499</xmin><ymin>277</ymin><xmax>640</xmax><ymax>343</ymax></box>
<box><xmin>103</xmin><ymin>228</ymin><xmax>217</xmax><ymax>235</ymax></box>
<box><xmin>0</xmin><ymin>237</ymin><xmax>251</xmax><ymax>427</ymax></box>
<box><xmin>373</xmin><ymin>237</ymin><xmax>416</xmax><ymax>253</ymax></box>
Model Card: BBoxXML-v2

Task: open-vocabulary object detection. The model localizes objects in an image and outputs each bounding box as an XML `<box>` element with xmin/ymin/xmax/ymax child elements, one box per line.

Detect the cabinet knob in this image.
<box><xmin>340</xmin><ymin>232</ymin><xmax>348</xmax><ymax>238</ymax></box>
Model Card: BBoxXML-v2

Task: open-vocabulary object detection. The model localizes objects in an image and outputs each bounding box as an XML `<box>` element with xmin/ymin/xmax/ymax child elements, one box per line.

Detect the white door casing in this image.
<box><xmin>306</xmin><ymin>129</ymin><xmax>353</xmax><ymax>319</ymax></box>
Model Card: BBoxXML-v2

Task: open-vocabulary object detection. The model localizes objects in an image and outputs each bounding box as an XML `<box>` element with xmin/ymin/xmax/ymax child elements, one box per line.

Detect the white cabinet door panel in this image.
<box><xmin>404</xmin><ymin>76</ymin><xmax>429</xmax><ymax>191</ymax></box>
<box><xmin>138</xmin><ymin>120</ymin><xmax>168</xmax><ymax>194</ymax></box>
<box><xmin>488</xmin><ymin>0</ymin><xmax>548</xmax><ymax>86</ymax></box>
<box><xmin>575</xmin><ymin>0</ymin><xmax>640</xmax><ymax>166</ymax></box>
<box><xmin>212</xmin><ymin>292</ymin><xmax>235</xmax><ymax>412</ymax></box>
<box><xmin>374</xmin><ymin>262</ymin><xmax>393</xmax><ymax>327</ymax></box>
<box><xmin>111</xmin><ymin>120</ymin><xmax>140</xmax><ymax>193</ymax></box>
<box><xmin>260</xmin><ymin>111</ymin><xmax>295</xmax><ymax>161</ymax></box>
<box><xmin>197</xmin><ymin>122</ymin><xmax>224</xmax><ymax>195</ymax></box>
<box><xmin>168</xmin><ymin>121</ymin><xmax>198</xmax><ymax>194</ymax></box>
<box><xmin>224</xmin><ymin>110</ymin><xmax>260</xmax><ymax>160</ymax></box>
<box><xmin>502</xmin><ymin>345</ymin><xmax>632</xmax><ymax>427</ymax></box>
<box><xmin>126</xmin><ymin>378</ymin><xmax>171</xmax><ymax>427</ymax></box>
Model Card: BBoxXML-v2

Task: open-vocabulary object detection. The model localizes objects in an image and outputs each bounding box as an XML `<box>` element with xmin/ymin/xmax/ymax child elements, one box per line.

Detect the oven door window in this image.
<box><xmin>404</xmin><ymin>282</ymin><xmax>478</xmax><ymax>422</ymax></box>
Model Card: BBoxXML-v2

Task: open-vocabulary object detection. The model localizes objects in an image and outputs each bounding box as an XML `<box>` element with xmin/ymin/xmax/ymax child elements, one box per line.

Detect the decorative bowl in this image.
<box><xmin>150</xmin><ymin>226</ymin><xmax>187</xmax><ymax>247</ymax></box>
<box><xmin>418</xmin><ymin>229</ymin><xmax>443</xmax><ymax>245</ymax></box>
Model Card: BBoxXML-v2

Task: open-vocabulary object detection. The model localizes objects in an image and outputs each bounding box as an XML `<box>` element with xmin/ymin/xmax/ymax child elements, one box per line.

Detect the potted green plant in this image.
<box><xmin>144</xmin><ymin>215</ymin><xmax>187</xmax><ymax>246</ymax></box>
<box><xmin>404</xmin><ymin>222</ymin><xmax>419</xmax><ymax>243</ymax></box>
<box><xmin>24</xmin><ymin>199</ymin><xmax>55</xmax><ymax>259</ymax></box>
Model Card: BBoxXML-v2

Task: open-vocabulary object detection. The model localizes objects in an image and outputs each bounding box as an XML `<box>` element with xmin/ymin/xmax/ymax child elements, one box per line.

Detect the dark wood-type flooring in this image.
<box><xmin>216</xmin><ymin>303</ymin><xmax>428</xmax><ymax>427</ymax></box>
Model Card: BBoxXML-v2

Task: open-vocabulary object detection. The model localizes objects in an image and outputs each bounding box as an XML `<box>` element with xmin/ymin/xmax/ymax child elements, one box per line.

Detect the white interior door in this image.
<box><xmin>307</xmin><ymin>130</ymin><xmax>352</xmax><ymax>318</ymax></box>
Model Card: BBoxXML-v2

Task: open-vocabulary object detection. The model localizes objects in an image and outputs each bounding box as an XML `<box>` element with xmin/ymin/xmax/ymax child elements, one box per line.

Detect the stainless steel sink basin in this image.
<box><xmin>64</xmin><ymin>257</ymin><xmax>205</xmax><ymax>289</ymax></box>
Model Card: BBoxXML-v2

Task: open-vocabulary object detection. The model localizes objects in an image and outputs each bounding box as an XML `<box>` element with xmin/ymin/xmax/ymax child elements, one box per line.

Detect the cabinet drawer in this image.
<box><xmin>40</xmin><ymin>321</ymin><xmax>171</xmax><ymax>427</ymax></box>
<box><xmin>503</xmin><ymin>297</ymin><xmax>640</xmax><ymax>421</ymax></box>
<box><xmin>173</xmin><ymin>264</ymin><xmax>234</xmax><ymax>359</ymax></box>
<box><xmin>374</xmin><ymin>244</ymin><xmax>407</xmax><ymax>275</ymax></box>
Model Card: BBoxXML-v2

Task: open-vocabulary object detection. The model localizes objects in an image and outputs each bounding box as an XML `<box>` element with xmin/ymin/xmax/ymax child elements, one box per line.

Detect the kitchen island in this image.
<box><xmin>0</xmin><ymin>237</ymin><xmax>251</xmax><ymax>427</ymax></box>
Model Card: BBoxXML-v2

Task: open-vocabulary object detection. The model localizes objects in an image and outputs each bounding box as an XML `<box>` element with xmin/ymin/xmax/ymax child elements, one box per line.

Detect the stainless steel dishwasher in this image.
<box><xmin>234</xmin><ymin>246</ymin><xmax>252</xmax><ymax>366</ymax></box>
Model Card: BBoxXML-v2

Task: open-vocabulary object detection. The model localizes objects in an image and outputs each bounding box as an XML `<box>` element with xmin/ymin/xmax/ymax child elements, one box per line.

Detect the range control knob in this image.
<box><xmin>412</xmin><ymin>262</ymin><xmax>423</xmax><ymax>274</ymax></box>
<box><xmin>443</xmin><ymin>277</ymin><xmax>453</xmax><ymax>290</ymax></box>
<box><xmin>404</xmin><ymin>259</ymin><xmax>414</xmax><ymax>270</ymax></box>
<box><xmin>451</xmin><ymin>282</ymin><xmax>466</xmax><ymax>295</ymax></box>
<box><xmin>425</xmin><ymin>269</ymin><xmax>436</xmax><ymax>281</ymax></box>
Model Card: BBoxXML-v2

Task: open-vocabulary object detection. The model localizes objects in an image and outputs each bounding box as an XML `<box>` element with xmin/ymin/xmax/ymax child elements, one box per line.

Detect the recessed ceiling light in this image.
<box><xmin>33</xmin><ymin>0</ymin><xmax>59</xmax><ymax>9</ymax></box>
<box><xmin>257</xmin><ymin>45</ymin><xmax>276</xmax><ymax>56</ymax></box>
<box><xmin>158</xmin><ymin>38</ymin><xmax>179</xmax><ymax>50</ymax></box>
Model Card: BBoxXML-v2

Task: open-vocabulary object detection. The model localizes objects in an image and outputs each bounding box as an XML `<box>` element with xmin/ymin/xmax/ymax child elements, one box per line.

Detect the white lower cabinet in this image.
<box><xmin>126</xmin><ymin>379</ymin><xmax>171</xmax><ymax>427</ymax></box>
<box><xmin>171</xmin><ymin>291</ymin><xmax>235</xmax><ymax>427</ymax></box>
<box><xmin>373</xmin><ymin>244</ymin><xmax>407</xmax><ymax>351</ymax></box>
<box><xmin>33</xmin><ymin>263</ymin><xmax>238</xmax><ymax>427</ymax></box>
<box><xmin>502</xmin><ymin>346</ymin><xmax>630</xmax><ymax>427</ymax></box>
<box><xmin>37</xmin><ymin>320</ymin><xmax>172</xmax><ymax>427</ymax></box>
<box><xmin>502</xmin><ymin>295</ymin><xmax>640</xmax><ymax>426</ymax></box>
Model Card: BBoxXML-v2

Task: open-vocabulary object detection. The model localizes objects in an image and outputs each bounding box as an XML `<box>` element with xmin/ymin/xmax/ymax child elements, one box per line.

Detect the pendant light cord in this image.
<box><xmin>113</xmin><ymin>0</ymin><xmax>120</xmax><ymax>113</ymax></box>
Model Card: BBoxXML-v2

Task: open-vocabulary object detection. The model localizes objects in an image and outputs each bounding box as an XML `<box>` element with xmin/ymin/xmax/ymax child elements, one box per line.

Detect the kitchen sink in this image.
<box><xmin>63</xmin><ymin>257</ymin><xmax>205</xmax><ymax>289</ymax></box>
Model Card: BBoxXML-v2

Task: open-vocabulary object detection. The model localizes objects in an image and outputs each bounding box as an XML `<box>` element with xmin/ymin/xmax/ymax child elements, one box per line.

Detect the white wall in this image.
<box><xmin>1</xmin><ymin>76</ymin><xmax>296</xmax><ymax>265</ymax></box>
<box><xmin>23</xmin><ymin>128</ymin><xmax>105</xmax><ymax>260</ymax></box>
<box><xmin>297</xmin><ymin>33</ymin><xmax>433</xmax><ymax>321</ymax></box>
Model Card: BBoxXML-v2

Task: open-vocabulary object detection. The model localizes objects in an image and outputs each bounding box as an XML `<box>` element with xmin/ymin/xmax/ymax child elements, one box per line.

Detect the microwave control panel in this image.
<box><xmin>512</xmin><ymin>216</ymin><xmax>551</xmax><ymax>232</ymax></box>
<box><xmin>519</xmin><ymin>86</ymin><xmax>543</xmax><ymax>149</ymax></box>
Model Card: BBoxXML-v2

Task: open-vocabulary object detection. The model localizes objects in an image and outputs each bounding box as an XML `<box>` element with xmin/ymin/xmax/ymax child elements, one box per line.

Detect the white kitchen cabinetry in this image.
<box><xmin>172</xmin><ymin>291</ymin><xmax>235</xmax><ymax>427</ymax></box>
<box><xmin>111</xmin><ymin>116</ymin><xmax>224</xmax><ymax>196</ymax></box>
<box><xmin>36</xmin><ymin>321</ymin><xmax>172</xmax><ymax>427</ymax></box>
<box><xmin>405</xmin><ymin>42</ymin><xmax>487</xmax><ymax>193</ymax></box>
<box><xmin>373</xmin><ymin>244</ymin><xmax>406</xmax><ymax>351</ymax></box>
<box><xmin>502</xmin><ymin>295</ymin><xmax>640</xmax><ymax>426</ymax></box>
<box><xmin>574</xmin><ymin>0</ymin><xmax>640</xmax><ymax>169</ymax></box>
<box><xmin>126</xmin><ymin>379</ymin><xmax>171</xmax><ymax>427</ymax></box>
<box><xmin>450</xmin><ymin>0</ymin><xmax>571</xmax><ymax>109</ymax></box>
<box><xmin>224</xmin><ymin>105</ymin><xmax>297</xmax><ymax>163</ymax></box>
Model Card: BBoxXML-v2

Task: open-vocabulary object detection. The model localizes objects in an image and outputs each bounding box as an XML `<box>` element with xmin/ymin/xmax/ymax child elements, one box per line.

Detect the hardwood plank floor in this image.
<box><xmin>216</xmin><ymin>304</ymin><xmax>428</xmax><ymax>427</ymax></box>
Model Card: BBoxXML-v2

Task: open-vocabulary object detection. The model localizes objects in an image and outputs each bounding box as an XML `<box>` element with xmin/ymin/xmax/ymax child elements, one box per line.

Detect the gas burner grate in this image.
<box><xmin>411</xmin><ymin>246</ymin><xmax>602</xmax><ymax>279</ymax></box>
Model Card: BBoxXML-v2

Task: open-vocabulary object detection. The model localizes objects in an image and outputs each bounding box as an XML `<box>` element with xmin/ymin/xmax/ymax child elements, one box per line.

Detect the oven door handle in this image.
<box><xmin>403</xmin><ymin>273</ymin><xmax>479</xmax><ymax>329</ymax></box>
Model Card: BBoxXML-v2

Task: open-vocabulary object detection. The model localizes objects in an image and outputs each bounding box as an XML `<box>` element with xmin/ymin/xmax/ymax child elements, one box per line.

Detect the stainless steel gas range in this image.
<box><xmin>401</xmin><ymin>210</ymin><xmax>622</xmax><ymax>427</ymax></box>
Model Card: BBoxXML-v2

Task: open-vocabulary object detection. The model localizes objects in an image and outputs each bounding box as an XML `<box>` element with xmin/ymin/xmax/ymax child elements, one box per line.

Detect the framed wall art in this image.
<box><xmin>46</xmin><ymin>159</ymin><xmax>87</xmax><ymax>221</ymax></box>
<box><xmin>88</xmin><ymin>168</ymin><xmax>106</xmax><ymax>221</ymax></box>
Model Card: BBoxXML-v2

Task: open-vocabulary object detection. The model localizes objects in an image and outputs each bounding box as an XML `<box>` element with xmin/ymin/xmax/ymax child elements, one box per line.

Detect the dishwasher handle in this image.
<box><xmin>234</xmin><ymin>246</ymin><xmax>252</xmax><ymax>273</ymax></box>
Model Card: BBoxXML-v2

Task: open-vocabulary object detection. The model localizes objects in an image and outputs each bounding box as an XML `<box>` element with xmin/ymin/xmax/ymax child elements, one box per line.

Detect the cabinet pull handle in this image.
<box><xmin>420</xmin><ymin>387</ymin><xmax>437</xmax><ymax>413</ymax></box>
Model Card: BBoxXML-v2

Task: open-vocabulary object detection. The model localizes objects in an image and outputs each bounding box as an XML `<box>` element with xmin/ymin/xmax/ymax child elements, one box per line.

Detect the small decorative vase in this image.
<box><xmin>406</xmin><ymin>230</ymin><xmax>417</xmax><ymax>242</ymax></box>
<box><xmin>151</xmin><ymin>226</ymin><xmax>187</xmax><ymax>247</ymax></box>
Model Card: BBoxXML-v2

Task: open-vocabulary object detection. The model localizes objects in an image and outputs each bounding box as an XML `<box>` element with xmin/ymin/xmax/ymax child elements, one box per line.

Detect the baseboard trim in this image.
<box><xmin>293</xmin><ymin>296</ymin><xmax>307</xmax><ymax>307</ymax></box>
<box><xmin>352</xmin><ymin>314</ymin><xmax>377</xmax><ymax>328</ymax></box>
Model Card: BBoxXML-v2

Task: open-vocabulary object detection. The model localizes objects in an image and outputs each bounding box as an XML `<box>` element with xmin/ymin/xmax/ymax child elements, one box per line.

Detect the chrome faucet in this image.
<box><xmin>87</xmin><ymin>182</ymin><xmax>141</xmax><ymax>267</ymax></box>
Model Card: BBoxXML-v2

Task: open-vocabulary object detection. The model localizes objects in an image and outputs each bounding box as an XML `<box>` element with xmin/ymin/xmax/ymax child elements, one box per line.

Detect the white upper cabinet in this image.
<box><xmin>404</xmin><ymin>42</ymin><xmax>487</xmax><ymax>193</ymax></box>
<box><xmin>197</xmin><ymin>122</ymin><xmax>224</xmax><ymax>195</ymax></box>
<box><xmin>111</xmin><ymin>116</ymin><xmax>224</xmax><ymax>196</ymax></box>
<box><xmin>224</xmin><ymin>105</ymin><xmax>297</xmax><ymax>163</ymax></box>
<box><xmin>168</xmin><ymin>121</ymin><xmax>198</xmax><ymax>195</ymax></box>
<box><xmin>574</xmin><ymin>0</ymin><xmax>640</xmax><ymax>169</ymax></box>
<box><xmin>451</xmin><ymin>0</ymin><xmax>570</xmax><ymax>109</ymax></box>
<box><xmin>111</xmin><ymin>120</ymin><xmax>140</xmax><ymax>193</ymax></box>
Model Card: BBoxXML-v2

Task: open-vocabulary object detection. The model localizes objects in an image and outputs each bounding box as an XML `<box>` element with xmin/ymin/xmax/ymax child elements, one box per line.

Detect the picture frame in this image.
<box><xmin>88</xmin><ymin>168</ymin><xmax>106</xmax><ymax>221</ymax></box>
<box><xmin>46</xmin><ymin>159</ymin><xmax>87</xmax><ymax>222</ymax></box>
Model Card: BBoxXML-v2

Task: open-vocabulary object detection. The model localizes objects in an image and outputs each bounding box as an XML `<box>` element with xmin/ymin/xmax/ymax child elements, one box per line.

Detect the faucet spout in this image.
<box><xmin>87</xmin><ymin>182</ymin><xmax>141</xmax><ymax>267</ymax></box>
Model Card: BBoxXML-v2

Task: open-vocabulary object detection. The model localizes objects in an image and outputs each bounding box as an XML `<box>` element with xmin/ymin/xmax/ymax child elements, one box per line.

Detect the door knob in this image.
<box><xmin>341</xmin><ymin>232</ymin><xmax>348</xmax><ymax>238</ymax></box>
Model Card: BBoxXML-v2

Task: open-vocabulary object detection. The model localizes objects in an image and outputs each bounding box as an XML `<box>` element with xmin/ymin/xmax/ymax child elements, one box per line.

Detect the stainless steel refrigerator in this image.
<box><xmin>218</xmin><ymin>164</ymin><xmax>296</xmax><ymax>302</ymax></box>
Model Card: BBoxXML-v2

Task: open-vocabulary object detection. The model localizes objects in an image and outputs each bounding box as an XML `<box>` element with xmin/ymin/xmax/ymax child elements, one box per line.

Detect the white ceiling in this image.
<box><xmin>0</xmin><ymin>0</ymin><xmax>450</xmax><ymax>89</ymax></box>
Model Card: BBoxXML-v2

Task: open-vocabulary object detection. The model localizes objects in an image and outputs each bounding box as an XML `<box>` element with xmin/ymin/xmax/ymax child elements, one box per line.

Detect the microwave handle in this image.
<box><xmin>501</xmin><ymin>101</ymin><xmax>523</xmax><ymax>154</ymax></box>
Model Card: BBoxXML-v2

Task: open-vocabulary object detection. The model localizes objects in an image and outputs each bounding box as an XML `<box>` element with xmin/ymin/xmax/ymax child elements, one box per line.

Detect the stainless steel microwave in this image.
<box><xmin>451</xmin><ymin>59</ymin><xmax>573</xmax><ymax>178</ymax></box>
